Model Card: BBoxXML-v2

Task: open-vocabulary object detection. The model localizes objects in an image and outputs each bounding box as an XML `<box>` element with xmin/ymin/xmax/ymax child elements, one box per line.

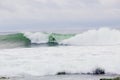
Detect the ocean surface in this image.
<box><xmin>0</xmin><ymin>27</ymin><xmax>120</xmax><ymax>78</ymax></box>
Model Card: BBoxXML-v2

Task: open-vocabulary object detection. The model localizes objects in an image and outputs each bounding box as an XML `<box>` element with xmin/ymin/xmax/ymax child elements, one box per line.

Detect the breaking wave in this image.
<box><xmin>0</xmin><ymin>27</ymin><xmax>120</xmax><ymax>77</ymax></box>
<box><xmin>0</xmin><ymin>33</ymin><xmax>31</xmax><ymax>49</ymax></box>
<box><xmin>61</xmin><ymin>28</ymin><xmax>120</xmax><ymax>46</ymax></box>
<box><xmin>0</xmin><ymin>32</ymin><xmax>74</xmax><ymax>49</ymax></box>
<box><xmin>0</xmin><ymin>27</ymin><xmax>120</xmax><ymax>49</ymax></box>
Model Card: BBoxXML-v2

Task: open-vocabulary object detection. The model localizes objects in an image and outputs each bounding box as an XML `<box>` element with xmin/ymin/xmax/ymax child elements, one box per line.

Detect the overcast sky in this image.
<box><xmin>0</xmin><ymin>0</ymin><xmax>120</xmax><ymax>32</ymax></box>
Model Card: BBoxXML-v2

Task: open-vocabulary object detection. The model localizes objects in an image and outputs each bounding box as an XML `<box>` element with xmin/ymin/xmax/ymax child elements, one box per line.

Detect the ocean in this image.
<box><xmin>0</xmin><ymin>27</ymin><xmax>120</xmax><ymax>79</ymax></box>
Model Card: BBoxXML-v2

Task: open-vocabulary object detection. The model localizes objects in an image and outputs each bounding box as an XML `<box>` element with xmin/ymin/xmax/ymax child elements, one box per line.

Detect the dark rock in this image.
<box><xmin>0</xmin><ymin>77</ymin><xmax>9</xmax><ymax>79</ymax></box>
<box><xmin>100</xmin><ymin>78</ymin><xmax>113</xmax><ymax>80</ymax></box>
<box><xmin>56</xmin><ymin>72</ymin><xmax>67</xmax><ymax>75</ymax></box>
<box><xmin>93</xmin><ymin>68</ymin><xmax>105</xmax><ymax>75</ymax></box>
<box><xmin>100</xmin><ymin>77</ymin><xmax>120</xmax><ymax>80</ymax></box>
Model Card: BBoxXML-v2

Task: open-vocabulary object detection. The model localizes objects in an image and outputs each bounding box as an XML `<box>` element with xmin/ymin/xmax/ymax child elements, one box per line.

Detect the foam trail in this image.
<box><xmin>61</xmin><ymin>28</ymin><xmax>120</xmax><ymax>45</ymax></box>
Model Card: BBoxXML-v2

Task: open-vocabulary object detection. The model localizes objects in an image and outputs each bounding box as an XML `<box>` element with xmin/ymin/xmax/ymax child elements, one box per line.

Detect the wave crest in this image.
<box><xmin>61</xmin><ymin>28</ymin><xmax>120</xmax><ymax>46</ymax></box>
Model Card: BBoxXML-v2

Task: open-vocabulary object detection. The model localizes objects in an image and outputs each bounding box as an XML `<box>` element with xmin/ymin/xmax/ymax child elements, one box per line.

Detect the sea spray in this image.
<box><xmin>61</xmin><ymin>28</ymin><xmax>120</xmax><ymax>46</ymax></box>
<box><xmin>23</xmin><ymin>32</ymin><xmax>49</xmax><ymax>44</ymax></box>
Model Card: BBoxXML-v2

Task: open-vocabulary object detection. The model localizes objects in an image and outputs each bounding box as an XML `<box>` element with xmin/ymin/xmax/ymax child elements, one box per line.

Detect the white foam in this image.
<box><xmin>24</xmin><ymin>32</ymin><xmax>49</xmax><ymax>44</ymax></box>
<box><xmin>0</xmin><ymin>45</ymin><xmax>120</xmax><ymax>76</ymax></box>
<box><xmin>61</xmin><ymin>28</ymin><xmax>120</xmax><ymax>45</ymax></box>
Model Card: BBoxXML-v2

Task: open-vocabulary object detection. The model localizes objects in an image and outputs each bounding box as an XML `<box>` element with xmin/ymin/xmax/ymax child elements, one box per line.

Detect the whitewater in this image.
<box><xmin>0</xmin><ymin>28</ymin><xmax>120</xmax><ymax>78</ymax></box>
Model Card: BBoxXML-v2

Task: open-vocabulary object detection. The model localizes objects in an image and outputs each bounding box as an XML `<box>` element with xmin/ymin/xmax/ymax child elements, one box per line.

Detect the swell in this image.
<box><xmin>0</xmin><ymin>32</ymin><xmax>75</xmax><ymax>49</ymax></box>
<box><xmin>0</xmin><ymin>33</ymin><xmax>31</xmax><ymax>49</ymax></box>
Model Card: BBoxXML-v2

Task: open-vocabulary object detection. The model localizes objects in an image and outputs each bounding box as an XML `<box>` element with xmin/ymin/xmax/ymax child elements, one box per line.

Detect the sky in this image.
<box><xmin>0</xmin><ymin>0</ymin><xmax>120</xmax><ymax>32</ymax></box>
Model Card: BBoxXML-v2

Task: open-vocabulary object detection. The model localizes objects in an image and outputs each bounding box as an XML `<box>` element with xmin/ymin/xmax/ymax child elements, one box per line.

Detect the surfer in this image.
<box><xmin>48</xmin><ymin>35</ymin><xmax>58</xmax><ymax>46</ymax></box>
<box><xmin>49</xmin><ymin>35</ymin><xmax>56</xmax><ymax>42</ymax></box>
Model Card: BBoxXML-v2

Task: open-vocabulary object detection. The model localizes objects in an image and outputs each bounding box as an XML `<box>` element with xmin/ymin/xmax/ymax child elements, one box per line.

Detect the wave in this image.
<box><xmin>61</xmin><ymin>28</ymin><xmax>120</xmax><ymax>46</ymax></box>
<box><xmin>0</xmin><ymin>33</ymin><xmax>31</xmax><ymax>49</ymax></box>
<box><xmin>0</xmin><ymin>27</ymin><xmax>120</xmax><ymax>49</ymax></box>
<box><xmin>0</xmin><ymin>32</ymin><xmax>75</xmax><ymax>49</ymax></box>
<box><xmin>24</xmin><ymin>32</ymin><xmax>75</xmax><ymax>43</ymax></box>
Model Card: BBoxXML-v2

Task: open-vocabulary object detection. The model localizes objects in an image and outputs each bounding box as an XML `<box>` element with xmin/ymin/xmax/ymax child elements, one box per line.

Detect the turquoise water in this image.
<box><xmin>0</xmin><ymin>32</ymin><xmax>75</xmax><ymax>48</ymax></box>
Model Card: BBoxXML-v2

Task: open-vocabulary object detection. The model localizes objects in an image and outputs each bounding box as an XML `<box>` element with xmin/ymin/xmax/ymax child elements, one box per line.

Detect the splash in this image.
<box><xmin>61</xmin><ymin>28</ymin><xmax>120</xmax><ymax>46</ymax></box>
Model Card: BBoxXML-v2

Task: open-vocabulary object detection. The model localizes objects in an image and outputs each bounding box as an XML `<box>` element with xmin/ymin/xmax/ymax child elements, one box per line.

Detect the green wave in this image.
<box><xmin>49</xmin><ymin>33</ymin><xmax>75</xmax><ymax>42</ymax></box>
<box><xmin>0</xmin><ymin>33</ymin><xmax>31</xmax><ymax>48</ymax></box>
<box><xmin>47</xmin><ymin>33</ymin><xmax>75</xmax><ymax>46</ymax></box>
<box><xmin>0</xmin><ymin>32</ymin><xmax>75</xmax><ymax>48</ymax></box>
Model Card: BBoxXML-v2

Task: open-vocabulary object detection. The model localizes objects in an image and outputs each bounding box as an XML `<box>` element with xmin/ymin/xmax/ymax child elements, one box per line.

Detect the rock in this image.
<box><xmin>100</xmin><ymin>77</ymin><xmax>120</xmax><ymax>80</ymax></box>
<box><xmin>0</xmin><ymin>77</ymin><xmax>9</xmax><ymax>79</ymax></box>
<box><xmin>93</xmin><ymin>68</ymin><xmax>105</xmax><ymax>75</ymax></box>
<box><xmin>56</xmin><ymin>72</ymin><xmax>67</xmax><ymax>75</ymax></box>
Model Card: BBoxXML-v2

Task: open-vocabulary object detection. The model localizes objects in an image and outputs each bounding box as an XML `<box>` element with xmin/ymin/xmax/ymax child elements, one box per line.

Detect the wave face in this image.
<box><xmin>0</xmin><ymin>33</ymin><xmax>31</xmax><ymax>49</ymax></box>
<box><xmin>61</xmin><ymin>28</ymin><xmax>120</xmax><ymax>46</ymax></box>
<box><xmin>24</xmin><ymin>32</ymin><xmax>75</xmax><ymax>44</ymax></box>
<box><xmin>0</xmin><ymin>32</ymin><xmax>75</xmax><ymax>49</ymax></box>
